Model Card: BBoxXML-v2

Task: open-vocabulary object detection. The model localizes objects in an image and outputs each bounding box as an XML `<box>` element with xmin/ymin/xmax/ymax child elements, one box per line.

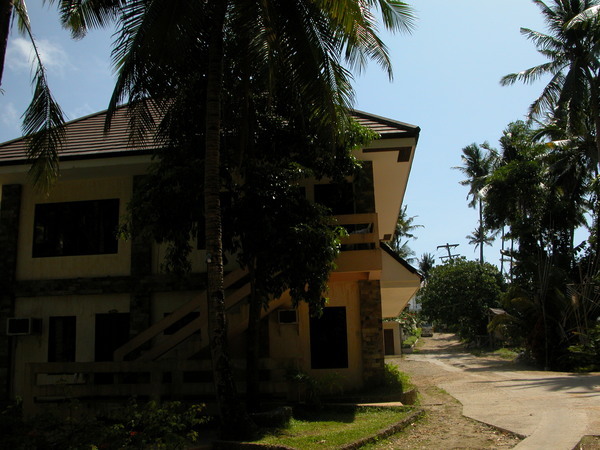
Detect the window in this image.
<box><xmin>48</xmin><ymin>316</ymin><xmax>76</xmax><ymax>362</ymax></box>
<box><xmin>314</xmin><ymin>183</ymin><xmax>355</xmax><ymax>215</ymax></box>
<box><xmin>310</xmin><ymin>306</ymin><xmax>349</xmax><ymax>369</ymax></box>
<box><xmin>33</xmin><ymin>199</ymin><xmax>120</xmax><ymax>257</ymax></box>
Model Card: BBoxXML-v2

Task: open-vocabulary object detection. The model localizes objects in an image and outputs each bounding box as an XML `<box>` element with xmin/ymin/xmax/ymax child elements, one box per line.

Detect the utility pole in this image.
<box><xmin>437</xmin><ymin>243</ymin><xmax>459</xmax><ymax>261</ymax></box>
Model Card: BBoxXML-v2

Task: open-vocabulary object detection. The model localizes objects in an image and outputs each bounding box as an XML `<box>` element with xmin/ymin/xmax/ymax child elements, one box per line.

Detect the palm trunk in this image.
<box><xmin>246</xmin><ymin>267</ymin><xmax>262</xmax><ymax>412</ymax></box>
<box><xmin>0</xmin><ymin>0</ymin><xmax>12</xmax><ymax>86</ymax></box>
<box><xmin>205</xmin><ymin>0</ymin><xmax>254</xmax><ymax>438</ymax></box>
<box><xmin>478</xmin><ymin>198</ymin><xmax>484</xmax><ymax>265</ymax></box>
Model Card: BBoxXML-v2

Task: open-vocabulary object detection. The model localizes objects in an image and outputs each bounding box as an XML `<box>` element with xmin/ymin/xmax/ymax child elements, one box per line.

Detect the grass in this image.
<box><xmin>492</xmin><ymin>347</ymin><xmax>521</xmax><ymax>360</ymax></box>
<box><xmin>470</xmin><ymin>347</ymin><xmax>521</xmax><ymax>360</ymax></box>
<box><xmin>249</xmin><ymin>405</ymin><xmax>417</xmax><ymax>449</ymax></box>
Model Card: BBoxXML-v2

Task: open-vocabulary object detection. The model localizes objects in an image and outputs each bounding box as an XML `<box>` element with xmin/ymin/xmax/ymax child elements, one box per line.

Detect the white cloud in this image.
<box><xmin>6</xmin><ymin>37</ymin><xmax>71</xmax><ymax>76</ymax></box>
<box><xmin>0</xmin><ymin>103</ymin><xmax>22</xmax><ymax>137</ymax></box>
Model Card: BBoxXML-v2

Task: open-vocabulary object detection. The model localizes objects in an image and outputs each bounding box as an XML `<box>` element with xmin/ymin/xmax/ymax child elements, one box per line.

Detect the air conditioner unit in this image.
<box><xmin>277</xmin><ymin>309</ymin><xmax>298</xmax><ymax>324</ymax></box>
<box><xmin>6</xmin><ymin>318</ymin><xmax>42</xmax><ymax>336</ymax></box>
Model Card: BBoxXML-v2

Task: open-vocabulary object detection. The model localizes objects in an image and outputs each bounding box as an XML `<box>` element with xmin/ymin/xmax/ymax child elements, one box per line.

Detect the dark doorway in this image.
<box><xmin>48</xmin><ymin>316</ymin><xmax>76</xmax><ymax>362</ymax></box>
<box><xmin>310</xmin><ymin>307</ymin><xmax>348</xmax><ymax>369</ymax></box>
<box><xmin>384</xmin><ymin>329</ymin><xmax>395</xmax><ymax>355</ymax></box>
<box><xmin>95</xmin><ymin>313</ymin><xmax>130</xmax><ymax>361</ymax></box>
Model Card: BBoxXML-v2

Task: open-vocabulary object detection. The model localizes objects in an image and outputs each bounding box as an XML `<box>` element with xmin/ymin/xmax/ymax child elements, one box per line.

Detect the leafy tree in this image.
<box><xmin>54</xmin><ymin>0</ymin><xmax>416</xmax><ymax>435</ymax></box>
<box><xmin>417</xmin><ymin>258</ymin><xmax>504</xmax><ymax>341</ymax></box>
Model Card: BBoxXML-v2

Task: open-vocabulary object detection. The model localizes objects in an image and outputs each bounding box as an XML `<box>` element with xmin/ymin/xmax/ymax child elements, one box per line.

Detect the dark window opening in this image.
<box><xmin>310</xmin><ymin>306</ymin><xmax>348</xmax><ymax>369</ymax></box>
<box><xmin>314</xmin><ymin>183</ymin><xmax>355</xmax><ymax>215</ymax></box>
<box><xmin>33</xmin><ymin>199</ymin><xmax>120</xmax><ymax>257</ymax></box>
<box><xmin>48</xmin><ymin>316</ymin><xmax>76</xmax><ymax>362</ymax></box>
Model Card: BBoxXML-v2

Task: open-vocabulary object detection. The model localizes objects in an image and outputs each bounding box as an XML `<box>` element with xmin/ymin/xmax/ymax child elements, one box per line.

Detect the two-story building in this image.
<box><xmin>0</xmin><ymin>107</ymin><xmax>421</xmax><ymax>414</ymax></box>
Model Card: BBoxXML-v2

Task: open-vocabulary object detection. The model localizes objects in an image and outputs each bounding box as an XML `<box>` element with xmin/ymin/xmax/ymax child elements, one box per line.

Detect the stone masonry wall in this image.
<box><xmin>358</xmin><ymin>279</ymin><xmax>384</xmax><ymax>386</ymax></box>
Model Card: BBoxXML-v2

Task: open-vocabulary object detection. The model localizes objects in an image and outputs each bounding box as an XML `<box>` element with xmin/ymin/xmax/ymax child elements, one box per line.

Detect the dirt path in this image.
<box><xmin>375</xmin><ymin>333</ymin><xmax>600</xmax><ymax>450</ymax></box>
<box><xmin>371</xmin><ymin>335</ymin><xmax>523</xmax><ymax>449</ymax></box>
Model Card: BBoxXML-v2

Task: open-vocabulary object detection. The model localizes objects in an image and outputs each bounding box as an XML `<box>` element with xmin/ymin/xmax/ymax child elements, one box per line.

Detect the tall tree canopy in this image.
<box><xmin>52</xmin><ymin>0</ymin><xmax>416</xmax><ymax>436</ymax></box>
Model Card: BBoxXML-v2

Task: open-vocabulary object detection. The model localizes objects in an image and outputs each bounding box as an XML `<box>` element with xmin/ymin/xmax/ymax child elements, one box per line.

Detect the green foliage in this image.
<box><xmin>417</xmin><ymin>258</ymin><xmax>504</xmax><ymax>341</ymax></box>
<box><xmin>401</xmin><ymin>333</ymin><xmax>419</xmax><ymax>349</ymax></box>
<box><xmin>0</xmin><ymin>399</ymin><xmax>208</xmax><ymax>449</ymax></box>
<box><xmin>285</xmin><ymin>368</ymin><xmax>345</xmax><ymax>405</ymax></box>
<box><xmin>564</xmin><ymin>322</ymin><xmax>600</xmax><ymax>371</ymax></box>
<box><xmin>386</xmin><ymin>310</ymin><xmax>419</xmax><ymax>338</ymax></box>
<box><xmin>383</xmin><ymin>363</ymin><xmax>414</xmax><ymax>393</ymax></box>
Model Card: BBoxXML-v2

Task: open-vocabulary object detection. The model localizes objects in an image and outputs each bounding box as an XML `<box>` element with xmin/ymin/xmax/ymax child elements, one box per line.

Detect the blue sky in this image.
<box><xmin>1</xmin><ymin>1</ymin><xmax>551</xmax><ymax>269</ymax></box>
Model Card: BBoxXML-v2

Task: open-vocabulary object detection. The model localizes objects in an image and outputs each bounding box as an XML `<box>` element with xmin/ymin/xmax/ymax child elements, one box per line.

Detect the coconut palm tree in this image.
<box><xmin>52</xmin><ymin>0</ymin><xmax>416</xmax><ymax>436</ymax></box>
<box><xmin>418</xmin><ymin>252</ymin><xmax>435</xmax><ymax>280</ymax></box>
<box><xmin>501</xmin><ymin>0</ymin><xmax>600</xmax><ymax>169</ymax></box>
<box><xmin>466</xmin><ymin>227</ymin><xmax>496</xmax><ymax>263</ymax></box>
<box><xmin>391</xmin><ymin>205</ymin><xmax>423</xmax><ymax>260</ymax></box>
<box><xmin>0</xmin><ymin>0</ymin><xmax>65</xmax><ymax>191</ymax></box>
<box><xmin>454</xmin><ymin>143</ymin><xmax>497</xmax><ymax>264</ymax></box>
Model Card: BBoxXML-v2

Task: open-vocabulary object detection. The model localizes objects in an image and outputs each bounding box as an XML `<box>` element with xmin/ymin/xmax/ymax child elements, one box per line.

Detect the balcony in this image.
<box><xmin>334</xmin><ymin>213</ymin><xmax>382</xmax><ymax>275</ymax></box>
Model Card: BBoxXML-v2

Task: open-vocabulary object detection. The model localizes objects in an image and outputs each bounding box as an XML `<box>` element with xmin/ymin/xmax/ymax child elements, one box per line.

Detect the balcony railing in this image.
<box><xmin>23</xmin><ymin>358</ymin><xmax>292</xmax><ymax>415</ymax></box>
<box><xmin>334</xmin><ymin>213</ymin><xmax>382</xmax><ymax>273</ymax></box>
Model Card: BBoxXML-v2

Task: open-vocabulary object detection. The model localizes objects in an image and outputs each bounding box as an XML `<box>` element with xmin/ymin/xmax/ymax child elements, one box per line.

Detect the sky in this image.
<box><xmin>0</xmin><ymin>1</ymin><xmax>552</xmax><ymax>270</ymax></box>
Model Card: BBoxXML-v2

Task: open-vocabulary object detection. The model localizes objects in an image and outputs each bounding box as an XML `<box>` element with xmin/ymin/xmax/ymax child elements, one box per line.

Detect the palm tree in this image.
<box><xmin>454</xmin><ymin>143</ymin><xmax>497</xmax><ymax>264</ymax></box>
<box><xmin>0</xmin><ymin>0</ymin><xmax>66</xmax><ymax>191</ymax></box>
<box><xmin>391</xmin><ymin>205</ymin><xmax>423</xmax><ymax>260</ymax></box>
<box><xmin>501</xmin><ymin>0</ymin><xmax>600</xmax><ymax>169</ymax></box>
<box><xmin>418</xmin><ymin>252</ymin><xmax>435</xmax><ymax>280</ymax></box>
<box><xmin>53</xmin><ymin>0</ymin><xmax>416</xmax><ymax>436</ymax></box>
<box><xmin>466</xmin><ymin>227</ymin><xmax>496</xmax><ymax>262</ymax></box>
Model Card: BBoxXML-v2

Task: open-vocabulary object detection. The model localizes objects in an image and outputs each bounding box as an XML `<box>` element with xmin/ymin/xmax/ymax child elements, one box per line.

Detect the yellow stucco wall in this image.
<box><xmin>268</xmin><ymin>281</ymin><xmax>364</xmax><ymax>391</ymax></box>
<box><xmin>12</xmin><ymin>294</ymin><xmax>130</xmax><ymax>396</ymax></box>
<box><xmin>16</xmin><ymin>177</ymin><xmax>133</xmax><ymax>280</ymax></box>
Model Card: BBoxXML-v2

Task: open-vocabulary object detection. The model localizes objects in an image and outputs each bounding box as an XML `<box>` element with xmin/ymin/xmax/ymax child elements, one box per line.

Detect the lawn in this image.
<box><xmin>245</xmin><ymin>405</ymin><xmax>418</xmax><ymax>449</ymax></box>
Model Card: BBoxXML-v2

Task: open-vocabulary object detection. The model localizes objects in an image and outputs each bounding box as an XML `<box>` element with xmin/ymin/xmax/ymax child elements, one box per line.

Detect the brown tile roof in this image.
<box><xmin>0</xmin><ymin>106</ymin><xmax>158</xmax><ymax>166</ymax></box>
<box><xmin>351</xmin><ymin>110</ymin><xmax>420</xmax><ymax>140</ymax></box>
<box><xmin>0</xmin><ymin>106</ymin><xmax>419</xmax><ymax>166</ymax></box>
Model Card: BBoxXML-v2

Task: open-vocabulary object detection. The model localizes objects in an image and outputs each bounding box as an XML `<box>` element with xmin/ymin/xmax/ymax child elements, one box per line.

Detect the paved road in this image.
<box><xmin>398</xmin><ymin>333</ymin><xmax>600</xmax><ymax>450</ymax></box>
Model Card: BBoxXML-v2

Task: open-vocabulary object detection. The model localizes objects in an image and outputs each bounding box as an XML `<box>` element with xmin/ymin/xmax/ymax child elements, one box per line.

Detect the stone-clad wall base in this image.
<box><xmin>359</xmin><ymin>280</ymin><xmax>384</xmax><ymax>386</ymax></box>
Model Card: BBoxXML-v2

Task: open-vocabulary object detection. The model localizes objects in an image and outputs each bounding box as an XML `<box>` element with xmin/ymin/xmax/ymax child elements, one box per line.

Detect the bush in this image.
<box><xmin>0</xmin><ymin>399</ymin><xmax>208</xmax><ymax>449</ymax></box>
<box><xmin>383</xmin><ymin>363</ymin><xmax>413</xmax><ymax>392</ymax></box>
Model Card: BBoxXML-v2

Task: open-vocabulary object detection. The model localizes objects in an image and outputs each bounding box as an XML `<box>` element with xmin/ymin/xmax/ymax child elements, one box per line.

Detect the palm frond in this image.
<box><xmin>46</xmin><ymin>0</ymin><xmax>124</xmax><ymax>39</ymax></box>
<box><xmin>566</xmin><ymin>4</ymin><xmax>600</xmax><ymax>28</ymax></box>
<box><xmin>13</xmin><ymin>0</ymin><xmax>66</xmax><ymax>192</ymax></box>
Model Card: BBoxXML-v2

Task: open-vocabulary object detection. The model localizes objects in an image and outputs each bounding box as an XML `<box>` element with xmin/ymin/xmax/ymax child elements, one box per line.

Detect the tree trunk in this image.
<box><xmin>205</xmin><ymin>0</ymin><xmax>255</xmax><ymax>439</ymax></box>
<box><xmin>0</xmin><ymin>0</ymin><xmax>12</xmax><ymax>87</ymax></box>
<box><xmin>478</xmin><ymin>198</ymin><xmax>484</xmax><ymax>265</ymax></box>
<box><xmin>246</xmin><ymin>268</ymin><xmax>262</xmax><ymax>412</ymax></box>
